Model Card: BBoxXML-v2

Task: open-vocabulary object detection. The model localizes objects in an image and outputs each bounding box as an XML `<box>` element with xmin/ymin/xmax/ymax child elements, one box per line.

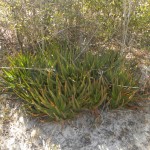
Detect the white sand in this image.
<box><xmin>0</xmin><ymin>93</ymin><xmax>150</xmax><ymax>150</ymax></box>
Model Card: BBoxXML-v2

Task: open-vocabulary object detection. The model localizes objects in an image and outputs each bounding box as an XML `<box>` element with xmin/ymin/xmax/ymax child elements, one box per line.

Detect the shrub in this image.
<box><xmin>1</xmin><ymin>0</ymin><xmax>149</xmax><ymax>53</ymax></box>
<box><xmin>1</xmin><ymin>44</ymin><xmax>139</xmax><ymax>121</ymax></box>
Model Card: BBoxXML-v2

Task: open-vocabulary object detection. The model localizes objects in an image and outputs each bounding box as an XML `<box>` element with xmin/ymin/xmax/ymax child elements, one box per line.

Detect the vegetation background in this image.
<box><xmin>0</xmin><ymin>0</ymin><xmax>149</xmax><ymax>53</ymax></box>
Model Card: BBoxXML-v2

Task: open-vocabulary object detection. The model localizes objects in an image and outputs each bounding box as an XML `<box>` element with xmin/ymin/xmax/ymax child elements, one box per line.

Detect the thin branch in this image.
<box><xmin>74</xmin><ymin>28</ymin><xmax>98</xmax><ymax>62</ymax></box>
<box><xmin>0</xmin><ymin>66</ymin><xmax>55</xmax><ymax>72</ymax></box>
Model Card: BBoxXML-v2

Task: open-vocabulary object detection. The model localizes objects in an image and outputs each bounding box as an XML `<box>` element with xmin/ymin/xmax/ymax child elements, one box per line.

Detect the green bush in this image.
<box><xmin>1</xmin><ymin>0</ymin><xmax>149</xmax><ymax>53</ymax></box>
<box><xmin>1</xmin><ymin>44</ymin><xmax>139</xmax><ymax>121</ymax></box>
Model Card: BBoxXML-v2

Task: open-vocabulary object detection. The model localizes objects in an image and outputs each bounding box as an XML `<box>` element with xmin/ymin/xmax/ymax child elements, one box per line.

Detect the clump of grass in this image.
<box><xmin>1</xmin><ymin>43</ymin><xmax>139</xmax><ymax>121</ymax></box>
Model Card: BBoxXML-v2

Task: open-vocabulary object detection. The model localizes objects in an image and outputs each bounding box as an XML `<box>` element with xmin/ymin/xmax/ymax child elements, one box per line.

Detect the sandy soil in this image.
<box><xmin>0</xmin><ymin>93</ymin><xmax>150</xmax><ymax>150</ymax></box>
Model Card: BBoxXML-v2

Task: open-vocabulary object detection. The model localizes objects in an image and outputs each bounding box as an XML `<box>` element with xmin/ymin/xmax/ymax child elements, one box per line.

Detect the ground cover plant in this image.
<box><xmin>1</xmin><ymin>42</ymin><xmax>139</xmax><ymax>121</ymax></box>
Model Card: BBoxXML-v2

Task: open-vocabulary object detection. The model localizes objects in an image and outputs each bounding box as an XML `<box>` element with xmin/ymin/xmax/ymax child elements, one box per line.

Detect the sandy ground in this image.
<box><xmin>0</xmin><ymin>93</ymin><xmax>150</xmax><ymax>150</ymax></box>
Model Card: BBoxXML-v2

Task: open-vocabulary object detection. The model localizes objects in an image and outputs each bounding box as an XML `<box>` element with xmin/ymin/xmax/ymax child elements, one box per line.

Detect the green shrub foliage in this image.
<box><xmin>1</xmin><ymin>44</ymin><xmax>139</xmax><ymax>121</ymax></box>
<box><xmin>0</xmin><ymin>0</ymin><xmax>149</xmax><ymax>52</ymax></box>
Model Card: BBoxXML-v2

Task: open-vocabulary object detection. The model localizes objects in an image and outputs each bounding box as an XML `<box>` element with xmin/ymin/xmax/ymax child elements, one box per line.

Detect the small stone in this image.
<box><xmin>31</xmin><ymin>129</ymin><xmax>37</xmax><ymax>138</ymax></box>
<box><xmin>80</xmin><ymin>133</ymin><xmax>91</xmax><ymax>146</ymax></box>
<box><xmin>19</xmin><ymin>116</ymin><xmax>24</xmax><ymax>123</ymax></box>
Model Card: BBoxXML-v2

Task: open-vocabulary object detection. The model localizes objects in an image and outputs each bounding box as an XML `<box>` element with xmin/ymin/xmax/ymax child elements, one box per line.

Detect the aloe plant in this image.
<box><xmin>1</xmin><ymin>44</ymin><xmax>139</xmax><ymax>121</ymax></box>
